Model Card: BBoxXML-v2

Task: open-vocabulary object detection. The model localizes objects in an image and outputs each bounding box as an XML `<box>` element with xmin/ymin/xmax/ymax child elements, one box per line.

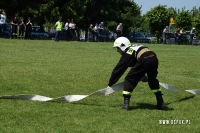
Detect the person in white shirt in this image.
<box><xmin>69</xmin><ymin>19</ymin><xmax>76</xmax><ymax>41</ymax></box>
<box><xmin>116</xmin><ymin>23</ymin><xmax>123</xmax><ymax>38</ymax></box>
<box><xmin>180</xmin><ymin>28</ymin><xmax>185</xmax><ymax>44</ymax></box>
<box><xmin>0</xmin><ymin>9</ymin><xmax>7</xmax><ymax>37</ymax></box>
<box><xmin>190</xmin><ymin>27</ymin><xmax>196</xmax><ymax>44</ymax></box>
<box><xmin>93</xmin><ymin>23</ymin><xmax>99</xmax><ymax>41</ymax></box>
<box><xmin>162</xmin><ymin>26</ymin><xmax>169</xmax><ymax>44</ymax></box>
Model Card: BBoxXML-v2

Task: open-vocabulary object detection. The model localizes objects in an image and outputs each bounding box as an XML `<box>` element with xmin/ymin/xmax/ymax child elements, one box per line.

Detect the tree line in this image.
<box><xmin>1</xmin><ymin>0</ymin><xmax>200</xmax><ymax>38</ymax></box>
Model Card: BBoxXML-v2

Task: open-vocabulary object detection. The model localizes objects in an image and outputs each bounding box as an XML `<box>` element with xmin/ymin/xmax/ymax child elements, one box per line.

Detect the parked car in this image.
<box><xmin>165</xmin><ymin>32</ymin><xmax>176</xmax><ymax>44</ymax></box>
<box><xmin>145</xmin><ymin>33</ymin><xmax>157</xmax><ymax>42</ymax></box>
<box><xmin>108</xmin><ymin>31</ymin><xmax>117</xmax><ymax>41</ymax></box>
<box><xmin>129</xmin><ymin>31</ymin><xmax>150</xmax><ymax>43</ymax></box>
<box><xmin>88</xmin><ymin>30</ymin><xmax>117</xmax><ymax>42</ymax></box>
<box><xmin>30</xmin><ymin>26</ymin><xmax>49</xmax><ymax>40</ymax></box>
<box><xmin>1</xmin><ymin>23</ymin><xmax>12</xmax><ymax>38</ymax></box>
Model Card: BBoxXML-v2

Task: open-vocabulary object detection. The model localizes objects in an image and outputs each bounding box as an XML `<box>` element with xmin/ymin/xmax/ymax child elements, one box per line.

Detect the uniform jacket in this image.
<box><xmin>108</xmin><ymin>45</ymin><xmax>150</xmax><ymax>86</ymax></box>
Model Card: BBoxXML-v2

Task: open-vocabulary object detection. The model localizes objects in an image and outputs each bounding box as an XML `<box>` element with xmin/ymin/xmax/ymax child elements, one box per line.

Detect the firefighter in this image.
<box><xmin>107</xmin><ymin>37</ymin><xmax>166</xmax><ymax>110</ymax></box>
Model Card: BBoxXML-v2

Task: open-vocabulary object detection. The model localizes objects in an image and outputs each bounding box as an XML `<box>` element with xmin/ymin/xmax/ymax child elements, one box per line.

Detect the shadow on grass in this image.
<box><xmin>166</xmin><ymin>95</ymin><xmax>196</xmax><ymax>105</ymax></box>
<box><xmin>129</xmin><ymin>103</ymin><xmax>174</xmax><ymax>111</ymax></box>
<box><xmin>72</xmin><ymin>102</ymin><xmax>174</xmax><ymax>111</ymax></box>
<box><xmin>67</xmin><ymin>95</ymin><xmax>195</xmax><ymax>111</ymax></box>
<box><xmin>178</xmin><ymin>95</ymin><xmax>196</xmax><ymax>102</ymax></box>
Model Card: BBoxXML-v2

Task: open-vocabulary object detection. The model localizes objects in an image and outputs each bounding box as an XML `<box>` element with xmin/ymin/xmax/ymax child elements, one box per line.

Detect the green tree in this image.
<box><xmin>191</xmin><ymin>6</ymin><xmax>200</xmax><ymax>17</ymax></box>
<box><xmin>193</xmin><ymin>12</ymin><xmax>200</xmax><ymax>39</ymax></box>
<box><xmin>117</xmin><ymin>0</ymin><xmax>141</xmax><ymax>36</ymax></box>
<box><xmin>146</xmin><ymin>5</ymin><xmax>172</xmax><ymax>42</ymax></box>
<box><xmin>63</xmin><ymin>0</ymin><xmax>140</xmax><ymax>36</ymax></box>
<box><xmin>167</xmin><ymin>7</ymin><xmax>178</xmax><ymax>19</ymax></box>
<box><xmin>1</xmin><ymin>0</ymin><xmax>141</xmax><ymax>38</ymax></box>
<box><xmin>175</xmin><ymin>11</ymin><xmax>192</xmax><ymax>31</ymax></box>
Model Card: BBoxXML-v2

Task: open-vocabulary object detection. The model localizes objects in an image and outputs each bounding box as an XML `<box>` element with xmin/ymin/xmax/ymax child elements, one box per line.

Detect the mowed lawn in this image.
<box><xmin>0</xmin><ymin>39</ymin><xmax>200</xmax><ymax>133</ymax></box>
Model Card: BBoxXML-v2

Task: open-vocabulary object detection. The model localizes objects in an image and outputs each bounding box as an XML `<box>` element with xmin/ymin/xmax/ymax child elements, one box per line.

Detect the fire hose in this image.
<box><xmin>0</xmin><ymin>82</ymin><xmax>199</xmax><ymax>102</ymax></box>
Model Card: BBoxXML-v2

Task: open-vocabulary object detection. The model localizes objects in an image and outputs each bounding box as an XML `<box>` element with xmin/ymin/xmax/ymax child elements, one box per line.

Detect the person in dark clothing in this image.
<box><xmin>107</xmin><ymin>37</ymin><xmax>166</xmax><ymax>111</ymax></box>
<box><xmin>64</xmin><ymin>19</ymin><xmax>70</xmax><ymax>41</ymax></box>
<box><xmin>11</xmin><ymin>16</ymin><xmax>18</xmax><ymax>39</ymax></box>
<box><xmin>88</xmin><ymin>24</ymin><xmax>94</xmax><ymax>41</ymax></box>
<box><xmin>174</xmin><ymin>28</ymin><xmax>181</xmax><ymax>44</ymax></box>
<box><xmin>18</xmin><ymin>17</ymin><xmax>25</xmax><ymax>39</ymax></box>
<box><xmin>25</xmin><ymin>17</ymin><xmax>32</xmax><ymax>39</ymax></box>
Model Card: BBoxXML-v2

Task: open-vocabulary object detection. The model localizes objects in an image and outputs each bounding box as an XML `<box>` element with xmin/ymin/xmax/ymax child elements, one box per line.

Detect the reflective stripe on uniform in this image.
<box><xmin>126</xmin><ymin>48</ymin><xmax>134</xmax><ymax>55</ymax></box>
<box><xmin>136</xmin><ymin>48</ymin><xmax>150</xmax><ymax>60</ymax></box>
<box><xmin>129</xmin><ymin>45</ymin><xmax>143</xmax><ymax>57</ymax></box>
<box><xmin>152</xmin><ymin>88</ymin><xmax>161</xmax><ymax>93</ymax></box>
<box><xmin>122</xmin><ymin>91</ymin><xmax>132</xmax><ymax>95</ymax></box>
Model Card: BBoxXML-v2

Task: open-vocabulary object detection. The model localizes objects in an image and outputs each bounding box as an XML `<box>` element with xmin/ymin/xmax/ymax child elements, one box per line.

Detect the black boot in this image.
<box><xmin>121</xmin><ymin>95</ymin><xmax>131</xmax><ymax>110</ymax></box>
<box><xmin>155</xmin><ymin>92</ymin><xmax>166</xmax><ymax>110</ymax></box>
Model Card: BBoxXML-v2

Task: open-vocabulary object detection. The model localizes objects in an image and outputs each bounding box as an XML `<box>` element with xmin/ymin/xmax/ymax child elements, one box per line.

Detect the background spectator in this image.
<box><xmin>11</xmin><ymin>16</ymin><xmax>18</xmax><ymax>39</ymax></box>
<box><xmin>54</xmin><ymin>17</ymin><xmax>63</xmax><ymax>41</ymax></box>
<box><xmin>69</xmin><ymin>19</ymin><xmax>76</xmax><ymax>41</ymax></box>
<box><xmin>174</xmin><ymin>28</ymin><xmax>180</xmax><ymax>44</ymax></box>
<box><xmin>98</xmin><ymin>22</ymin><xmax>104</xmax><ymax>41</ymax></box>
<box><xmin>0</xmin><ymin>9</ymin><xmax>7</xmax><ymax>37</ymax></box>
<box><xmin>180</xmin><ymin>28</ymin><xmax>185</xmax><ymax>44</ymax></box>
<box><xmin>64</xmin><ymin>19</ymin><xmax>70</xmax><ymax>41</ymax></box>
<box><xmin>93</xmin><ymin>23</ymin><xmax>99</xmax><ymax>41</ymax></box>
<box><xmin>25</xmin><ymin>17</ymin><xmax>33</xmax><ymax>39</ymax></box>
<box><xmin>18</xmin><ymin>17</ymin><xmax>25</xmax><ymax>39</ymax></box>
<box><xmin>190</xmin><ymin>27</ymin><xmax>196</xmax><ymax>44</ymax></box>
<box><xmin>88</xmin><ymin>24</ymin><xmax>93</xmax><ymax>41</ymax></box>
<box><xmin>162</xmin><ymin>26</ymin><xmax>169</xmax><ymax>44</ymax></box>
<box><xmin>116</xmin><ymin>23</ymin><xmax>123</xmax><ymax>38</ymax></box>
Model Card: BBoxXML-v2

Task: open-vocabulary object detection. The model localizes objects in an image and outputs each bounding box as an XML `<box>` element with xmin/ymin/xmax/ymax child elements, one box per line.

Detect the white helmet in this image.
<box><xmin>113</xmin><ymin>37</ymin><xmax>131</xmax><ymax>51</ymax></box>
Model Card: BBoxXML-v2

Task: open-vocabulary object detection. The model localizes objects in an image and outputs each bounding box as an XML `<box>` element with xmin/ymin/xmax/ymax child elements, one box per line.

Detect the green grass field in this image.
<box><xmin>0</xmin><ymin>39</ymin><xmax>200</xmax><ymax>133</ymax></box>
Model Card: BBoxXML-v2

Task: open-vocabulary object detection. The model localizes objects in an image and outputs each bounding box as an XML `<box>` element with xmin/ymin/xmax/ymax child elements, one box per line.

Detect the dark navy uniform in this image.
<box><xmin>19</xmin><ymin>19</ymin><xmax>25</xmax><ymax>39</ymax></box>
<box><xmin>108</xmin><ymin>44</ymin><xmax>160</xmax><ymax>93</ymax></box>
<box><xmin>108</xmin><ymin>44</ymin><xmax>165</xmax><ymax>110</ymax></box>
<box><xmin>11</xmin><ymin>18</ymin><xmax>18</xmax><ymax>38</ymax></box>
